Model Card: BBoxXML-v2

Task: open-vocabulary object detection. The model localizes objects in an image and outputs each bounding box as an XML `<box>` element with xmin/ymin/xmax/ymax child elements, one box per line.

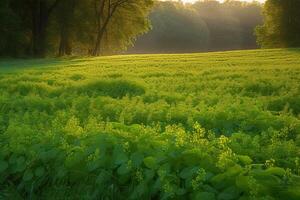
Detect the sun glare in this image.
<box><xmin>182</xmin><ymin>0</ymin><xmax>265</xmax><ymax>3</ymax></box>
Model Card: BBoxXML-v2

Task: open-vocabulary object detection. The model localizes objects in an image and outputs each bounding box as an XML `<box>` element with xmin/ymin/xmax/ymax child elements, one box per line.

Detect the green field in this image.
<box><xmin>1</xmin><ymin>49</ymin><xmax>300</xmax><ymax>199</ymax></box>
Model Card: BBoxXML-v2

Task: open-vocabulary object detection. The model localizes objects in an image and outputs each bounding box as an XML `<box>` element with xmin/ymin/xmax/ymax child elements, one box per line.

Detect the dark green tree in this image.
<box><xmin>25</xmin><ymin>0</ymin><xmax>61</xmax><ymax>57</ymax></box>
<box><xmin>0</xmin><ymin>0</ymin><xmax>27</xmax><ymax>56</ymax></box>
<box><xmin>91</xmin><ymin>0</ymin><xmax>153</xmax><ymax>56</ymax></box>
<box><xmin>1</xmin><ymin>0</ymin><xmax>153</xmax><ymax>57</ymax></box>
<box><xmin>55</xmin><ymin>0</ymin><xmax>76</xmax><ymax>56</ymax></box>
<box><xmin>256</xmin><ymin>0</ymin><xmax>300</xmax><ymax>48</ymax></box>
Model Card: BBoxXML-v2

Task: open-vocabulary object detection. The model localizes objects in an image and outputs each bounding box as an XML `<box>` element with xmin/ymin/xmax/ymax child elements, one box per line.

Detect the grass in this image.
<box><xmin>0</xmin><ymin>49</ymin><xmax>300</xmax><ymax>199</ymax></box>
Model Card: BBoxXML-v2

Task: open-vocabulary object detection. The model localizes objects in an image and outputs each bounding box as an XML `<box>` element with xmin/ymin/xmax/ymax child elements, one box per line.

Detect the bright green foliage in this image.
<box><xmin>0</xmin><ymin>49</ymin><xmax>300</xmax><ymax>199</ymax></box>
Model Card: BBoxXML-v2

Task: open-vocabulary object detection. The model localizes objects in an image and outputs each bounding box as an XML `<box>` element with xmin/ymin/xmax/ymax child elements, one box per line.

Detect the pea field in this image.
<box><xmin>1</xmin><ymin>49</ymin><xmax>300</xmax><ymax>199</ymax></box>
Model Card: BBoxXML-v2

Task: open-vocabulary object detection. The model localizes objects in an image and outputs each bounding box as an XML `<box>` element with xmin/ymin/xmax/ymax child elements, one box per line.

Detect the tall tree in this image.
<box><xmin>91</xmin><ymin>0</ymin><xmax>153</xmax><ymax>56</ymax></box>
<box><xmin>56</xmin><ymin>0</ymin><xmax>76</xmax><ymax>56</ymax></box>
<box><xmin>256</xmin><ymin>0</ymin><xmax>300</xmax><ymax>48</ymax></box>
<box><xmin>1</xmin><ymin>0</ymin><xmax>153</xmax><ymax>57</ymax></box>
<box><xmin>27</xmin><ymin>0</ymin><xmax>61</xmax><ymax>57</ymax></box>
<box><xmin>0</xmin><ymin>0</ymin><xmax>24</xmax><ymax>56</ymax></box>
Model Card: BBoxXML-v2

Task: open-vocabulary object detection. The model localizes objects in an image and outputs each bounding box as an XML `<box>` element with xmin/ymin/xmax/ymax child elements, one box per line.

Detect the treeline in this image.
<box><xmin>1</xmin><ymin>0</ymin><xmax>299</xmax><ymax>57</ymax></box>
<box><xmin>128</xmin><ymin>0</ymin><xmax>263</xmax><ymax>54</ymax></box>
<box><xmin>0</xmin><ymin>0</ymin><xmax>153</xmax><ymax>57</ymax></box>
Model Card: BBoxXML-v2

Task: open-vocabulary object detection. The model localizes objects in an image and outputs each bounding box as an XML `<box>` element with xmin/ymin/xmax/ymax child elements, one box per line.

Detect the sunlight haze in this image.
<box><xmin>1</xmin><ymin>0</ymin><xmax>300</xmax><ymax>199</ymax></box>
<box><xmin>182</xmin><ymin>0</ymin><xmax>265</xmax><ymax>3</ymax></box>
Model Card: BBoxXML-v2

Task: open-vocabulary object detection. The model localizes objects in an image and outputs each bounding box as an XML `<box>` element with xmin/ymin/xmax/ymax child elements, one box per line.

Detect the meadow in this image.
<box><xmin>1</xmin><ymin>49</ymin><xmax>300</xmax><ymax>199</ymax></box>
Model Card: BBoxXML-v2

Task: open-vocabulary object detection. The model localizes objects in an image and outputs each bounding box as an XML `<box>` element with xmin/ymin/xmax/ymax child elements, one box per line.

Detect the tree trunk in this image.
<box><xmin>30</xmin><ymin>0</ymin><xmax>60</xmax><ymax>57</ymax></box>
<box><xmin>31</xmin><ymin>0</ymin><xmax>49</xmax><ymax>57</ymax></box>
<box><xmin>91</xmin><ymin>0</ymin><xmax>119</xmax><ymax>56</ymax></box>
<box><xmin>58</xmin><ymin>26</ymin><xmax>72</xmax><ymax>56</ymax></box>
<box><xmin>58</xmin><ymin>0</ymin><xmax>75</xmax><ymax>56</ymax></box>
<box><xmin>92</xmin><ymin>29</ymin><xmax>106</xmax><ymax>56</ymax></box>
<box><xmin>59</xmin><ymin>29</ymin><xmax>72</xmax><ymax>56</ymax></box>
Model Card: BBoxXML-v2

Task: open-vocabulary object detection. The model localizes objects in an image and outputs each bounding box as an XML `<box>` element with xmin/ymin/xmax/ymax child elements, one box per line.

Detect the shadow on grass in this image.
<box><xmin>286</xmin><ymin>48</ymin><xmax>300</xmax><ymax>53</ymax></box>
<box><xmin>0</xmin><ymin>57</ymin><xmax>88</xmax><ymax>73</ymax></box>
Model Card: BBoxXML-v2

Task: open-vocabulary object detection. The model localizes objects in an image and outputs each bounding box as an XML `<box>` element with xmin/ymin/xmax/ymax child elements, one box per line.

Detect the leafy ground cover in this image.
<box><xmin>0</xmin><ymin>49</ymin><xmax>300</xmax><ymax>199</ymax></box>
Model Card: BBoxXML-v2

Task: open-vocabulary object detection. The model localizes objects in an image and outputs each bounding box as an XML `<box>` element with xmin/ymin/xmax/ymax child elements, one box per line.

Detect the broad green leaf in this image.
<box><xmin>17</xmin><ymin>156</ymin><xmax>25</xmax><ymax>165</ymax></box>
<box><xmin>56</xmin><ymin>168</ymin><xmax>67</xmax><ymax>178</ymax></box>
<box><xmin>114</xmin><ymin>152</ymin><xmax>128</xmax><ymax>165</ymax></box>
<box><xmin>179</xmin><ymin>166</ymin><xmax>199</xmax><ymax>179</ymax></box>
<box><xmin>218</xmin><ymin>186</ymin><xmax>240</xmax><ymax>200</ymax></box>
<box><xmin>23</xmin><ymin>169</ymin><xmax>33</xmax><ymax>181</ymax></box>
<box><xmin>203</xmin><ymin>184</ymin><xmax>218</xmax><ymax>194</ymax></box>
<box><xmin>117</xmin><ymin>163</ymin><xmax>131</xmax><ymax>175</ymax></box>
<box><xmin>16</xmin><ymin>156</ymin><xmax>26</xmax><ymax>172</ymax></box>
<box><xmin>87</xmin><ymin>160</ymin><xmax>101</xmax><ymax>172</ymax></box>
<box><xmin>113</xmin><ymin>146</ymin><xmax>128</xmax><ymax>165</ymax></box>
<box><xmin>264</xmin><ymin>167</ymin><xmax>286</xmax><ymax>177</ymax></box>
<box><xmin>135</xmin><ymin>183</ymin><xmax>147</xmax><ymax>197</ymax></box>
<box><xmin>143</xmin><ymin>156</ymin><xmax>157</xmax><ymax>169</ymax></box>
<box><xmin>237</xmin><ymin>155</ymin><xmax>253</xmax><ymax>165</ymax></box>
<box><xmin>131</xmin><ymin>152</ymin><xmax>144</xmax><ymax>167</ymax></box>
<box><xmin>35</xmin><ymin>167</ymin><xmax>45</xmax><ymax>177</ymax></box>
<box><xmin>0</xmin><ymin>161</ymin><xmax>8</xmax><ymax>173</ymax></box>
<box><xmin>195</xmin><ymin>192</ymin><xmax>216</xmax><ymax>200</ymax></box>
<box><xmin>176</xmin><ymin>188</ymin><xmax>186</xmax><ymax>195</ymax></box>
<box><xmin>145</xmin><ymin>169</ymin><xmax>155</xmax><ymax>180</ymax></box>
<box><xmin>236</xmin><ymin>175</ymin><xmax>251</xmax><ymax>191</ymax></box>
<box><xmin>9</xmin><ymin>154</ymin><xmax>18</xmax><ymax>164</ymax></box>
<box><xmin>96</xmin><ymin>170</ymin><xmax>112</xmax><ymax>186</ymax></box>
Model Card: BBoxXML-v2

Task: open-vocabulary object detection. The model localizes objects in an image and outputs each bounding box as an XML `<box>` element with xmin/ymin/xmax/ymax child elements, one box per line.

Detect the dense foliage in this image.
<box><xmin>256</xmin><ymin>0</ymin><xmax>300</xmax><ymax>48</ymax></box>
<box><xmin>0</xmin><ymin>0</ymin><xmax>153</xmax><ymax>57</ymax></box>
<box><xmin>1</xmin><ymin>49</ymin><xmax>300</xmax><ymax>199</ymax></box>
<box><xmin>128</xmin><ymin>1</ymin><xmax>263</xmax><ymax>53</ymax></box>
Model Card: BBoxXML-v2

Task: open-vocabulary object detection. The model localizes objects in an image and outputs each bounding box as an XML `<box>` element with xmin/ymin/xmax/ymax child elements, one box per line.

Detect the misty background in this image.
<box><xmin>127</xmin><ymin>0</ymin><xmax>263</xmax><ymax>54</ymax></box>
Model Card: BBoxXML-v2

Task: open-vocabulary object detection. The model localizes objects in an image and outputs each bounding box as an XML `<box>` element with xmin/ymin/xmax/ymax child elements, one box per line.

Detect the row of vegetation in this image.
<box><xmin>1</xmin><ymin>49</ymin><xmax>300</xmax><ymax>199</ymax></box>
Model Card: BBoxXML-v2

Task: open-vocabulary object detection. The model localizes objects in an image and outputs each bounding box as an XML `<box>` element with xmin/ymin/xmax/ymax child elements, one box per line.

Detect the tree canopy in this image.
<box><xmin>0</xmin><ymin>0</ymin><xmax>153</xmax><ymax>57</ymax></box>
<box><xmin>256</xmin><ymin>0</ymin><xmax>300</xmax><ymax>48</ymax></box>
<box><xmin>1</xmin><ymin>0</ymin><xmax>300</xmax><ymax>57</ymax></box>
